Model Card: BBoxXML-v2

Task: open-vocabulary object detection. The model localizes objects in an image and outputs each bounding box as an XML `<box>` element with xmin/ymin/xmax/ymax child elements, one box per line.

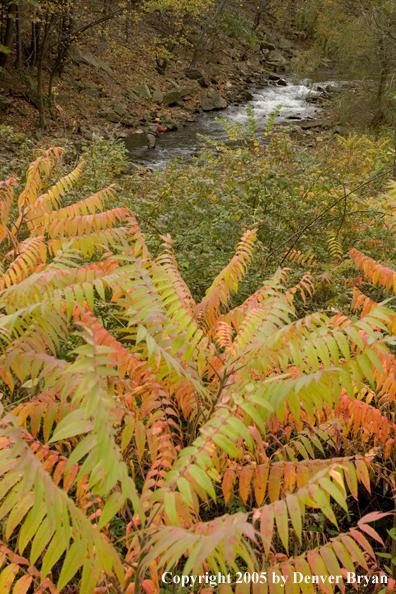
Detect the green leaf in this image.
<box><xmin>41</xmin><ymin>530</ymin><xmax>68</xmax><ymax>578</ymax></box>
<box><xmin>98</xmin><ymin>492</ymin><xmax>124</xmax><ymax>529</ymax></box>
<box><xmin>49</xmin><ymin>409</ymin><xmax>93</xmax><ymax>443</ymax></box>
<box><xmin>188</xmin><ymin>465</ymin><xmax>216</xmax><ymax>501</ymax></box>
<box><xmin>164</xmin><ymin>491</ymin><xmax>179</xmax><ymax>525</ymax></box>
<box><xmin>57</xmin><ymin>540</ymin><xmax>85</xmax><ymax>591</ymax></box>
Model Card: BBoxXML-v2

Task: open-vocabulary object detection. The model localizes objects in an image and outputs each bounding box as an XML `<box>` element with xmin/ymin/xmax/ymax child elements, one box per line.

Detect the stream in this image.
<box><xmin>124</xmin><ymin>75</ymin><xmax>340</xmax><ymax>170</ymax></box>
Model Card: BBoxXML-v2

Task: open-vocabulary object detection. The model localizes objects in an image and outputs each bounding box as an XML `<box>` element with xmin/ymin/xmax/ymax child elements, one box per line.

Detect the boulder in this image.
<box><xmin>276</xmin><ymin>36</ymin><xmax>295</xmax><ymax>52</ymax></box>
<box><xmin>267</xmin><ymin>50</ymin><xmax>288</xmax><ymax>65</ymax></box>
<box><xmin>182</xmin><ymin>67</ymin><xmax>205</xmax><ymax>81</ymax></box>
<box><xmin>162</xmin><ymin>87</ymin><xmax>192</xmax><ymax>106</ymax></box>
<box><xmin>300</xmin><ymin>119</ymin><xmax>333</xmax><ymax>130</ymax></box>
<box><xmin>306</xmin><ymin>96</ymin><xmax>323</xmax><ymax>104</ymax></box>
<box><xmin>111</xmin><ymin>101</ymin><xmax>128</xmax><ymax>118</ymax></box>
<box><xmin>131</xmin><ymin>83</ymin><xmax>151</xmax><ymax>101</ymax></box>
<box><xmin>163</xmin><ymin>116</ymin><xmax>178</xmax><ymax>130</ymax></box>
<box><xmin>124</xmin><ymin>162</ymin><xmax>147</xmax><ymax>174</ymax></box>
<box><xmin>125</xmin><ymin>88</ymin><xmax>140</xmax><ymax>103</ymax></box>
<box><xmin>181</xmin><ymin>67</ymin><xmax>208</xmax><ymax>87</ymax></box>
<box><xmin>104</xmin><ymin>113</ymin><xmax>135</xmax><ymax>126</ymax></box>
<box><xmin>276</xmin><ymin>78</ymin><xmax>288</xmax><ymax>86</ymax></box>
<box><xmin>266</xmin><ymin>62</ymin><xmax>282</xmax><ymax>72</ymax></box>
<box><xmin>117</xmin><ymin>118</ymin><xmax>135</xmax><ymax>127</ymax></box>
<box><xmin>243</xmin><ymin>90</ymin><xmax>254</xmax><ymax>100</ymax></box>
<box><xmin>201</xmin><ymin>88</ymin><xmax>227</xmax><ymax>111</ymax></box>
<box><xmin>69</xmin><ymin>47</ymin><xmax>112</xmax><ymax>74</ymax></box>
<box><xmin>73</xmin><ymin>81</ymin><xmax>104</xmax><ymax>96</ymax></box>
<box><xmin>261</xmin><ymin>40</ymin><xmax>277</xmax><ymax>52</ymax></box>
<box><xmin>246</xmin><ymin>57</ymin><xmax>260</xmax><ymax>68</ymax></box>
<box><xmin>166</xmin><ymin>78</ymin><xmax>180</xmax><ymax>90</ymax></box>
<box><xmin>175</xmin><ymin>103</ymin><xmax>195</xmax><ymax>113</ymax></box>
<box><xmin>152</xmin><ymin>90</ymin><xmax>164</xmax><ymax>103</ymax></box>
<box><xmin>163</xmin><ymin>90</ymin><xmax>183</xmax><ymax>106</ymax></box>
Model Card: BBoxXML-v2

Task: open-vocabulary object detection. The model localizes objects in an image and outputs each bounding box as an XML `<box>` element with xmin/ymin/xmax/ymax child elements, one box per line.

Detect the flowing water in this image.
<box><xmin>124</xmin><ymin>77</ymin><xmax>339</xmax><ymax>169</ymax></box>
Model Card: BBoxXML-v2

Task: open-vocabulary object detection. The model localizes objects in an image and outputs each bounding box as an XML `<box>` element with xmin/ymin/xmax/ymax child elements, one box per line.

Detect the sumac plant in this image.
<box><xmin>0</xmin><ymin>149</ymin><xmax>395</xmax><ymax>593</ymax></box>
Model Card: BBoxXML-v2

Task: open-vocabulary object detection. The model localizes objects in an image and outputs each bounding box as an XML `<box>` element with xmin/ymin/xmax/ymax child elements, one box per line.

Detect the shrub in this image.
<box><xmin>125</xmin><ymin>120</ymin><xmax>393</xmax><ymax>308</ymax></box>
<box><xmin>0</xmin><ymin>151</ymin><xmax>395</xmax><ymax>593</ymax></box>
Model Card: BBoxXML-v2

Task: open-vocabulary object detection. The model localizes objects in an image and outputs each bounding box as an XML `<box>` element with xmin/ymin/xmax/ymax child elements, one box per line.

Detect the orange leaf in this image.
<box><xmin>239</xmin><ymin>467</ymin><xmax>254</xmax><ymax>504</ymax></box>
<box><xmin>222</xmin><ymin>469</ymin><xmax>235</xmax><ymax>504</ymax></box>
<box><xmin>268</xmin><ymin>465</ymin><xmax>282</xmax><ymax>503</ymax></box>
<box><xmin>254</xmin><ymin>464</ymin><xmax>269</xmax><ymax>506</ymax></box>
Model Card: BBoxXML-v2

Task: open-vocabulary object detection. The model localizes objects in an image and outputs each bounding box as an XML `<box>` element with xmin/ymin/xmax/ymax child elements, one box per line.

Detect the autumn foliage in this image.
<box><xmin>0</xmin><ymin>150</ymin><xmax>396</xmax><ymax>593</ymax></box>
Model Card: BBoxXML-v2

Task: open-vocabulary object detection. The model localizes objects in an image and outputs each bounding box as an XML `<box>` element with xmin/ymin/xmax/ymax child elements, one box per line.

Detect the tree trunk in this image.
<box><xmin>37</xmin><ymin>15</ymin><xmax>56</xmax><ymax>129</ymax></box>
<box><xmin>15</xmin><ymin>5</ymin><xmax>22</xmax><ymax>69</ymax></box>
<box><xmin>252</xmin><ymin>0</ymin><xmax>269</xmax><ymax>31</ymax></box>
<box><xmin>125</xmin><ymin>11</ymin><xmax>130</xmax><ymax>43</ymax></box>
<box><xmin>48</xmin><ymin>5</ymin><xmax>74</xmax><ymax>115</ymax></box>
<box><xmin>48</xmin><ymin>10</ymin><xmax>119</xmax><ymax>110</ymax></box>
<box><xmin>189</xmin><ymin>0</ymin><xmax>227</xmax><ymax>67</ymax></box>
<box><xmin>29</xmin><ymin>21</ymin><xmax>41</xmax><ymax>67</ymax></box>
<box><xmin>37</xmin><ymin>54</ymin><xmax>46</xmax><ymax>129</ymax></box>
<box><xmin>0</xmin><ymin>2</ymin><xmax>16</xmax><ymax>70</ymax></box>
<box><xmin>371</xmin><ymin>40</ymin><xmax>388</xmax><ymax>133</ymax></box>
<box><xmin>190</xmin><ymin>36</ymin><xmax>204</xmax><ymax>67</ymax></box>
<box><xmin>155</xmin><ymin>40</ymin><xmax>175</xmax><ymax>75</ymax></box>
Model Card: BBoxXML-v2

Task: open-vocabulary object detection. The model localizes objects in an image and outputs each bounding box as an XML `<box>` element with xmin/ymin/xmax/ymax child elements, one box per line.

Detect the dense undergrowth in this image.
<box><xmin>127</xmin><ymin>115</ymin><xmax>394</xmax><ymax>309</ymax></box>
<box><xmin>0</xmin><ymin>121</ymin><xmax>396</xmax><ymax>593</ymax></box>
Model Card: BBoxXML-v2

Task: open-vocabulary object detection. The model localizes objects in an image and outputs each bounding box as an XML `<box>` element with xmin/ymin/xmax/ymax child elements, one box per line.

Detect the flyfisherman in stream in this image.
<box><xmin>146</xmin><ymin>118</ymin><xmax>167</xmax><ymax>149</ymax></box>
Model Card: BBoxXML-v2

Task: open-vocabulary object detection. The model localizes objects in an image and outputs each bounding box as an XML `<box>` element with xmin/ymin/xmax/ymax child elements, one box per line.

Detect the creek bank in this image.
<box><xmin>123</xmin><ymin>78</ymin><xmax>343</xmax><ymax>172</ymax></box>
<box><xmin>0</xmin><ymin>25</ymin><xmax>343</xmax><ymax>172</ymax></box>
<box><xmin>0</xmin><ymin>26</ymin><xmax>300</xmax><ymax>142</ymax></box>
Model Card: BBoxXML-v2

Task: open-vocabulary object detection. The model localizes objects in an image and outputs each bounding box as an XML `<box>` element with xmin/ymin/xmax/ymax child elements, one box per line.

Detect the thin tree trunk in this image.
<box><xmin>155</xmin><ymin>41</ymin><xmax>175</xmax><ymax>75</ymax></box>
<box><xmin>48</xmin><ymin>10</ymin><xmax>119</xmax><ymax>111</ymax></box>
<box><xmin>29</xmin><ymin>21</ymin><xmax>41</xmax><ymax>67</ymax></box>
<box><xmin>125</xmin><ymin>12</ymin><xmax>129</xmax><ymax>42</ymax></box>
<box><xmin>371</xmin><ymin>55</ymin><xmax>388</xmax><ymax>132</ymax></box>
<box><xmin>252</xmin><ymin>0</ymin><xmax>269</xmax><ymax>31</ymax></box>
<box><xmin>15</xmin><ymin>6</ymin><xmax>22</xmax><ymax>69</ymax></box>
<box><xmin>37</xmin><ymin>54</ymin><xmax>46</xmax><ymax>129</ymax></box>
<box><xmin>190</xmin><ymin>36</ymin><xmax>204</xmax><ymax>67</ymax></box>
<box><xmin>189</xmin><ymin>0</ymin><xmax>227</xmax><ymax>67</ymax></box>
<box><xmin>48</xmin><ymin>4</ymin><xmax>74</xmax><ymax>115</ymax></box>
<box><xmin>0</xmin><ymin>2</ymin><xmax>16</xmax><ymax>69</ymax></box>
<box><xmin>37</xmin><ymin>15</ymin><xmax>56</xmax><ymax>129</ymax></box>
<box><xmin>1</xmin><ymin>4</ymin><xmax>4</xmax><ymax>46</ymax></box>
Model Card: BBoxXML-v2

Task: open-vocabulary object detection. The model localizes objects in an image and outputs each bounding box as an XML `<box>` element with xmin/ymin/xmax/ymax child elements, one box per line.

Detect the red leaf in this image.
<box><xmin>358</xmin><ymin>511</ymin><xmax>392</xmax><ymax>525</ymax></box>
